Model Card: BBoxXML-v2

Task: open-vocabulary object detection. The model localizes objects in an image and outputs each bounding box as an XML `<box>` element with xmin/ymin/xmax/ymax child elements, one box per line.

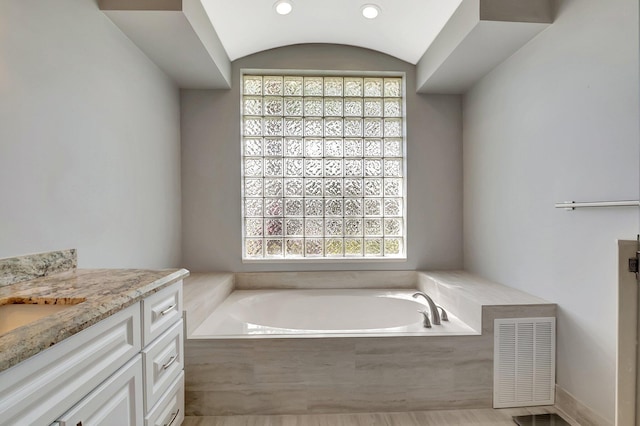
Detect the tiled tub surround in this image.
<box><xmin>0</xmin><ymin>265</ymin><xmax>190</xmax><ymax>372</ymax></box>
<box><xmin>0</xmin><ymin>249</ymin><xmax>77</xmax><ymax>287</ymax></box>
<box><xmin>183</xmin><ymin>271</ymin><xmax>556</xmax><ymax>415</ymax></box>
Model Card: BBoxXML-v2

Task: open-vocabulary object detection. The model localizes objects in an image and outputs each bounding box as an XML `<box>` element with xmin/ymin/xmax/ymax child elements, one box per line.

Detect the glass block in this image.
<box><xmin>324</xmin><ymin>159</ymin><xmax>342</xmax><ymax>177</ymax></box>
<box><xmin>325</xmin><ymin>218</ymin><xmax>343</xmax><ymax>236</ymax></box>
<box><xmin>244</xmin><ymin>158</ymin><xmax>262</xmax><ymax>177</ymax></box>
<box><xmin>304</xmin><ymin>138</ymin><xmax>323</xmax><ymax>157</ymax></box>
<box><xmin>264</xmin><ymin>118</ymin><xmax>283</xmax><ymax>136</ymax></box>
<box><xmin>365</xmin><ymin>238</ymin><xmax>382</xmax><ymax>256</ymax></box>
<box><xmin>384</xmin><ymin>178</ymin><xmax>402</xmax><ymax>197</ymax></box>
<box><xmin>264</xmin><ymin>158</ymin><xmax>283</xmax><ymax>177</ymax></box>
<box><xmin>324</xmin><ymin>98</ymin><xmax>343</xmax><ymax>116</ymax></box>
<box><xmin>243</xmin><ymin>117</ymin><xmax>262</xmax><ymax>136</ymax></box>
<box><xmin>345</xmin><ymin>238</ymin><xmax>363</xmax><ymax>256</ymax></box>
<box><xmin>244</xmin><ymin>138</ymin><xmax>262</xmax><ymax>156</ymax></box>
<box><xmin>384</xmin><ymin>139</ymin><xmax>402</xmax><ymax>157</ymax></box>
<box><xmin>245</xmin><ymin>218</ymin><xmax>263</xmax><ymax>237</ymax></box>
<box><xmin>264</xmin><ymin>97</ymin><xmax>283</xmax><ymax>116</ymax></box>
<box><xmin>325</xmin><ymin>239</ymin><xmax>343</xmax><ymax>256</ymax></box>
<box><xmin>325</xmin><ymin>139</ymin><xmax>343</xmax><ymax>157</ymax></box>
<box><xmin>344</xmin><ymin>118</ymin><xmax>363</xmax><ymax>137</ymax></box>
<box><xmin>344</xmin><ymin>218</ymin><xmax>363</xmax><ymax>236</ymax></box>
<box><xmin>304</xmin><ymin>178</ymin><xmax>323</xmax><ymax>196</ymax></box>
<box><xmin>285</xmin><ymin>238</ymin><xmax>303</xmax><ymax>256</ymax></box>
<box><xmin>324</xmin><ymin>118</ymin><xmax>343</xmax><ymax>137</ymax></box>
<box><xmin>284</xmin><ymin>97</ymin><xmax>303</xmax><ymax>116</ymax></box>
<box><xmin>245</xmin><ymin>199</ymin><xmax>263</xmax><ymax>217</ymax></box>
<box><xmin>304</xmin><ymin>118</ymin><xmax>323</xmax><ymax>137</ymax></box>
<box><xmin>364</xmin><ymin>139</ymin><xmax>382</xmax><ymax>157</ymax></box>
<box><xmin>344</xmin><ymin>139</ymin><xmax>363</xmax><ymax>157</ymax></box>
<box><xmin>284</xmin><ymin>158</ymin><xmax>303</xmax><ymax>177</ymax></box>
<box><xmin>344</xmin><ymin>179</ymin><xmax>362</xmax><ymax>196</ymax></box>
<box><xmin>266</xmin><ymin>239</ymin><xmax>283</xmax><ymax>256</ymax></box>
<box><xmin>384</xmin><ymin>238</ymin><xmax>402</xmax><ymax>256</ymax></box>
<box><xmin>384</xmin><ymin>159</ymin><xmax>402</xmax><ymax>177</ymax></box>
<box><xmin>263</xmin><ymin>76</ymin><xmax>283</xmax><ymax>96</ymax></box>
<box><xmin>364</xmin><ymin>159</ymin><xmax>383</xmax><ymax>177</ymax></box>
<box><xmin>384</xmin><ymin>78</ymin><xmax>402</xmax><ymax>97</ymax></box>
<box><xmin>305</xmin><ymin>219</ymin><xmax>323</xmax><ymax>236</ymax></box>
<box><xmin>245</xmin><ymin>239</ymin><xmax>263</xmax><ymax>257</ymax></box>
<box><xmin>285</xmin><ymin>199</ymin><xmax>303</xmax><ymax>216</ymax></box>
<box><xmin>284</xmin><ymin>76</ymin><xmax>303</xmax><ymax>96</ymax></box>
<box><xmin>384</xmin><ymin>99</ymin><xmax>402</xmax><ymax>117</ymax></box>
<box><xmin>383</xmin><ymin>118</ymin><xmax>402</xmax><ymax>137</ymax></box>
<box><xmin>324</xmin><ymin>178</ymin><xmax>342</xmax><ymax>196</ymax></box>
<box><xmin>364</xmin><ymin>78</ymin><xmax>383</xmax><ymax>97</ymax></box>
<box><xmin>364</xmin><ymin>99</ymin><xmax>383</xmax><ymax>117</ymax></box>
<box><xmin>284</xmin><ymin>178</ymin><xmax>303</xmax><ymax>196</ymax></box>
<box><xmin>305</xmin><ymin>238</ymin><xmax>323</xmax><ymax>256</ymax></box>
<box><xmin>384</xmin><ymin>218</ymin><xmax>402</xmax><ymax>236</ymax></box>
<box><xmin>344</xmin><ymin>98</ymin><xmax>363</xmax><ymax>117</ymax></box>
<box><xmin>284</xmin><ymin>118</ymin><xmax>303</xmax><ymax>136</ymax></box>
<box><xmin>364</xmin><ymin>178</ymin><xmax>382</xmax><ymax>197</ymax></box>
<box><xmin>304</xmin><ymin>198</ymin><xmax>323</xmax><ymax>216</ymax></box>
<box><xmin>364</xmin><ymin>198</ymin><xmax>382</xmax><ymax>216</ymax></box>
<box><xmin>304</xmin><ymin>158</ymin><xmax>323</xmax><ymax>177</ymax></box>
<box><xmin>245</xmin><ymin>178</ymin><xmax>262</xmax><ymax>197</ymax></box>
<box><xmin>243</xmin><ymin>97</ymin><xmax>262</xmax><ymax>115</ymax></box>
<box><xmin>285</xmin><ymin>138</ymin><xmax>303</xmax><ymax>157</ymax></box>
<box><xmin>324</xmin><ymin>77</ymin><xmax>343</xmax><ymax>96</ymax></box>
<box><xmin>304</xmin><ymin>98</ymin><xmax>323</xmax><ymax>117</ymax></box>
<box><xmin>304</xmin><ymin>77</ymin><xmax>323</xmax><ymax>96</ymax></box>
<box><xmin>344</xmin><ymin>78</ymin><xmax>363</xmax><ymax>97</ymax></box>
<box><xmin>285</xmin><ymin>218</ymin><xmax>303</xmax><ymax>236</ymax></box>
<box><xmin>263</xmin><ymin>178</ymin><xmax>283</xmax><ymax>196</ymax></box>
<box><xmin>264</xmin><ymin>199</ymin><xmax>283</xmax><ymax>216</ymax></box>
<box><xmin>344</xmin><ymin>198</ymin><xmax>363</xmax><ymax>216</ymax></box>
<box><xmin>344</xmin><ymin>159</ymin><xmax>363</xmax><ymax>177</ymax></box>
<box><xmin>364</xmin><ymin>218</ymin><xmax>382</xmax><ymax>236</ymax></box>
<box><xmin>265</xmin><ymin>219</ymin><xmax>283</xmax><ymax>236</ymax></box>
<box><xmin>364</xmin><ymin>118</ymin><xmax>383</xmax><ymax>137</ymax></box>
<box><xmin>325</xmin><ymin>198</ymin><xmax>343</xmax><ymax>216</ymax></box>
<box><xmin>243</xmin><ymin>76</ymin><xmax>262</xmax><ymax>95</ymax></box>
<box><xmin>384</xmin><ymin>198</ymin><xmax>402</xmax><ymax>216</ymax></box>
<box><xmin>265</xmin><ymin>138</ymin><xmax>283</xmax><ymax>156</ymax></box>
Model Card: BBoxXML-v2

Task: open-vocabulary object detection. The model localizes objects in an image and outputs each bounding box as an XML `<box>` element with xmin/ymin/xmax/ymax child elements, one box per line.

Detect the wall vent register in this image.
<box><xmin>241</xmin><ymin>73</ymin><xmax>407</xmax><ymax>260</ymax></box>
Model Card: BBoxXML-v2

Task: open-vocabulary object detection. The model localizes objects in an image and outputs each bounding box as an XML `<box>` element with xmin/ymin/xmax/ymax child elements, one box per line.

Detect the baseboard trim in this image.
<box><xmin>555</xmin><ymin>385</ymin><xmax>612</xmax><ymax>426</ymax></box>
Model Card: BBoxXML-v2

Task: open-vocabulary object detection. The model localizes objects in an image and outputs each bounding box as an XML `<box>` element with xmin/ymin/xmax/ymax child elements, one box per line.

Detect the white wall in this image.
<box><xmin>181</xmin><ymin>44</ymin><xmax>463</xmax><ymax>272</ymax></box>
<box><xmin>0</xmin><ymin>0</ymin><xmax>182</xmax><ymax>268</ymax></box>
<box><xmin>463</xmin><ymin>0</ymin><xmax>639</xmax><ymax>422</ymax></box>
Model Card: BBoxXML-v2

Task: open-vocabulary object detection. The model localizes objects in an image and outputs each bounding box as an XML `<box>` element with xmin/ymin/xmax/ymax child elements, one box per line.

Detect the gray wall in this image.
<box><xmin>463</xmin><ymin>0</ymin><xmax>639</xmax><ymax>422</ymax></box>
<box><xmin>0</xmin><ymin>0</ymin><xmax>182</xmax><ymax>268</ymax></box>
<box><xmin>181</xmin><ymin>44</ymin><xmax>462</xmax><ymax>272</ymax></box>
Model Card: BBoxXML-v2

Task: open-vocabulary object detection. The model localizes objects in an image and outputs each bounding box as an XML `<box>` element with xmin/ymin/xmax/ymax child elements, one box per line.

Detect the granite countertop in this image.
<box><xmin>0</xmin><ymin>267</ymin><xmax>189</xmax><ymax>373</ymax></box>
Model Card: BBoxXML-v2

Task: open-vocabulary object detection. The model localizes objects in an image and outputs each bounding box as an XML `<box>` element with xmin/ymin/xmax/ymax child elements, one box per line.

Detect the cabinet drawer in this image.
<box><xmin>0</xmin><ymin>302</ymin><xmax>141</xmax><ymax>426</ymax></box>
<box><xmin>142</xmin><ymin>282</ymin><xmax>182</xmax><ymax>346</ymax></box>
<box><xmin>145</xmin><ymin>372</ymin><xmax>184</xmax><ymax>426</ymax></box>
<box><xmin>143</xmin><ymin>319</ymin><xmax>184</xmax><ymax>412</ymax></box>
<box><xmin>56</xmin><ymin>355</ymin><xmax>144</xmax><ymax>426</ymax></box>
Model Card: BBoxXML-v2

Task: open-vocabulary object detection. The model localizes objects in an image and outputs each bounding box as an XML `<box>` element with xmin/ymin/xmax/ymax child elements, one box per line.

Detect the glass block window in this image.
<box><xmin>242</xmin><ymin>74</ymin><xmax>406</xmax><ymax>260</ymax></box>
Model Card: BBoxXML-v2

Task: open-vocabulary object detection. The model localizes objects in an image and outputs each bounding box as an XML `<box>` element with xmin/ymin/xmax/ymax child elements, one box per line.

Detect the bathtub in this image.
<box><xmin>190</xmin><ymin>289</ymin><xmax>476</xmax><ymax>338</ymax></box>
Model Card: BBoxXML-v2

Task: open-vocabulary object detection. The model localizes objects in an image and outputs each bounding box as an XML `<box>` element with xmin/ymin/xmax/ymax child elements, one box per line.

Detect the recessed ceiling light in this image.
<box><xmin>274</xmin><ymin>0</ymin><xmax>293</xmax><ymax>15</ymax></box>
<box><xmin>361</xmin><ymin>4</ymin><xmax>380</xmax><ymax>19</ymax></box>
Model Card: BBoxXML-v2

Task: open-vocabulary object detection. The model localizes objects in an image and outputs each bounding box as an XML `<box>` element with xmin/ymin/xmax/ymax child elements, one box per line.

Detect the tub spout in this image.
<box><xmin>412</xmin><ymin>291</ymin><xmax>441</xmax><ymax>325</ymax></box>
<box><xmin>418</xmin><ymin>310</ymin><xmax>432</xmax><ymax>328</ymax></box>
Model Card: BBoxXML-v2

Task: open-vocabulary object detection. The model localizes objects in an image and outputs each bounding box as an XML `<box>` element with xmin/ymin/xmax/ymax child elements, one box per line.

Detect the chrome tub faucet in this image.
<box><xmin>412</xmin><ymin>291</ymin><xmax>448</xmax><ymax>326</ymax></box>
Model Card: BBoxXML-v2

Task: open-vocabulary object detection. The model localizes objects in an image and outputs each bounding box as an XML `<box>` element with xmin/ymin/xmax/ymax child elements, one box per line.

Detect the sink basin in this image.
<box><xmin>0</xmin><ymin>303</ymin><xmax>81</xmax><ymax>334</ymax></box>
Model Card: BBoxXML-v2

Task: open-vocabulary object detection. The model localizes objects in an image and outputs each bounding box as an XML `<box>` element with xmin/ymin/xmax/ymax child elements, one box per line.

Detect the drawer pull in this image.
<box><xmin>160</xmin><ymin>303</ymin><xmax>177</xmax><ymax>316</ymax></box>
<box><xmin>162</xmin><ymin>355</ymin><xmax>177</xmax><ymax>370</ymax></box>
<box><xmin>164</xmin><ymin>409</ymin><xmax>180</xmax><ymax>426</ymax></box>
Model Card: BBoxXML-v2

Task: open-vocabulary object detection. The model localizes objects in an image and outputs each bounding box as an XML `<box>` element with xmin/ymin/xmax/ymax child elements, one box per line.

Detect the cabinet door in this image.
<box><xmin>57</xmin><ymin>355</ymin><xmax>143</xmax><ymax>426</ymax></box>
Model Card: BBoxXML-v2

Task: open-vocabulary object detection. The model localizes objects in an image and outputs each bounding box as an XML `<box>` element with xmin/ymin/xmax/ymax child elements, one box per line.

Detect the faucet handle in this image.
<box><xmin>437</xmin><ymin>306</ymin><xmax>448</xmax><ymax>321</ymax></box>
<box><xmin>417</xmin><ymin>310</ymin><xmax>432</xmax><ymax>328</ymax></box>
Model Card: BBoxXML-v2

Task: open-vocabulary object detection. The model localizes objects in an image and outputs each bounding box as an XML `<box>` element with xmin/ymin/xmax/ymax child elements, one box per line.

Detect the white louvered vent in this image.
<box><xmin>493</xmin><ymin>317</ymin><xmax>555</xmax><ymax>408</ymax></box>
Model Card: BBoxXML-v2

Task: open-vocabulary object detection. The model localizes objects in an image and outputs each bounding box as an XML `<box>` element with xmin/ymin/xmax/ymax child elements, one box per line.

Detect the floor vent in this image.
<box><xmin>494</xmin><ymin>317</ymin><xmax>556</xmax><ymax>408</ymax></box>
